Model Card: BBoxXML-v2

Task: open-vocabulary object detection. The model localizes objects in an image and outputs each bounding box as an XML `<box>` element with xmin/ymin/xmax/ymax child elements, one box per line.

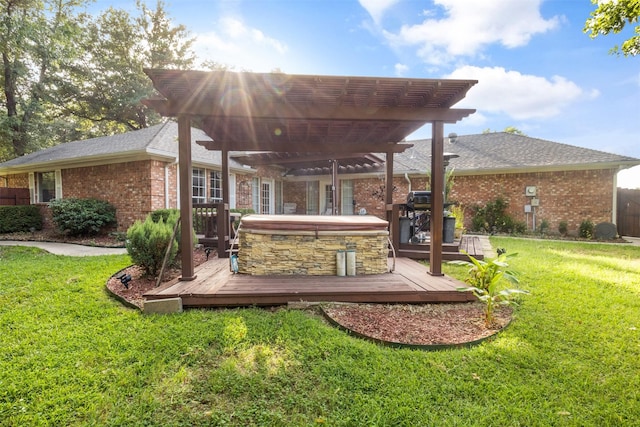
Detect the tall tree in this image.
<box><xmin>0</xmin><ymin>0</ymin><xmax>195</xmax><ymax>161</ymax></box>
<box><xmin>59</xmin><ymin>0</ymin><xmax>195</xmax><ymax>133</ymax></box>
<box><xmin>0</xmin><ymin>0</ymin><xmax>88</xmax><ymax>160</ymax></box>
<box><xmin>584</xmin><ymin>0</ymin><xmax>640</xmax><ymax>56</ymax></box>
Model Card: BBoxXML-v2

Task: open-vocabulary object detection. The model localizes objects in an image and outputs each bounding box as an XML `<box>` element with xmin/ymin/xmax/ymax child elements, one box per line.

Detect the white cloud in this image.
<box><xmin>384</xmin><ymin>0</ymin><xmax>559</xmax><ymax>65</ymax></box>
<box><xmin>618</xmin><ymin>166</ymin><xmax>640</xmax><ymax>189</ymax></box>
<box><xmin>394</xmin><ymin>63</ymin><xmax>409</xmax><ymax>76</ymax></box>
<box><xmin>446</xmin><ymin>66</ymin><xmax>586</xmax><ymax>120</ymax></box>
<box><xmin>359</xmin><ymin>0</ymin><xmax>402</xmax><ymax>25</ymax></box>
<box><xmin>193</xmin><ymin>16</ymin><xmax>288</xmax><ymax>71</ymax></box>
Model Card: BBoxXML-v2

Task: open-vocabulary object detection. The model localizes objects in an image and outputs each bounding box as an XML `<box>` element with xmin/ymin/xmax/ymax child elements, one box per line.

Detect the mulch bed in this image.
<box><xmin>322</xmin><ymin>302</ymin><xmax>512</xmax><ymax>347</ymax></box>
<box><xmin>106</xmin><ymin>247</ymin><xmax>210</xmax><ymax>309</ymax></box>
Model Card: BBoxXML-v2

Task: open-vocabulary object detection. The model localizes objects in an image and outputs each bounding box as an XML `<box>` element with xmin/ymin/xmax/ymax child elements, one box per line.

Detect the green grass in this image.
<box><xmin>0</xmin><ymin>238</ymin><xmax>639</xmax><ymax>426</ymax></box>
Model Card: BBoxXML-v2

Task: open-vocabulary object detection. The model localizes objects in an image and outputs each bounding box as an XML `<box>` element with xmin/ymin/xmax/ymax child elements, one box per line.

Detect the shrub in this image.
<box><xmin>150</xmin><ymin>208</ymin><xmax>179</xmax><ymax>224</ymax></box>
<box><xmin>471</xmin><ymin>197</ymin><xmax>526</xmax><ymax>234</ymax></box>
<box><xmin>49</xmin><ymin>198</ymin><xmax>117</xmax><ymax>236</ymax></box>
<box><xmin>558</xmin><ymin>220</ymin><xmax>568</xmax><ymax>236</ymax></box>
<box><xmin>0</xmin><ymin>205</ymin><xmax>43</xmax><ymax>233</ymax></box>
<box><xmin>579</xmin><ymin>219</ymin><xmax>594</xmax><ymax>239</ymax></box>
<box><xmin>126</xmin><ymin>215</ymin><xmax>178</xmax><ymax>277</ymax></box>
<box><xmin>538</xmin><ymin>219</ymin><xmax>549</xmax><ymax>235</ymax></box>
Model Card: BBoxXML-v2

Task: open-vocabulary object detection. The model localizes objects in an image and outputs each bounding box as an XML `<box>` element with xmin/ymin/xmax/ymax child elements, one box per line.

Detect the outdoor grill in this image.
<box><xmin>406</xmin><ymin>191</ymin><xmax>432</xmax><ymax>210</ymax></box>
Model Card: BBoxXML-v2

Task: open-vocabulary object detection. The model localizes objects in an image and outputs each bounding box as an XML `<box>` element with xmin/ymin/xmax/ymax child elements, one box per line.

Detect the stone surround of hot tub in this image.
<box><xmin>238</xmin><ymin>215</ymin><xmax>389</xmax><ymax>276</ymax></box>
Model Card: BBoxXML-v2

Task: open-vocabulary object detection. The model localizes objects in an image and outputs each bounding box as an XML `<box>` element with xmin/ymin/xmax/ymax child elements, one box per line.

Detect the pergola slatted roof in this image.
<box><xmin>143</xmin><ymin>69</ymin><xmax>476</xmax><ymax>152</ymax></box>
<box><xmin>142</xmin><ymin>69</ymin><xmax>477</xmax><ymax>279</ymax></box>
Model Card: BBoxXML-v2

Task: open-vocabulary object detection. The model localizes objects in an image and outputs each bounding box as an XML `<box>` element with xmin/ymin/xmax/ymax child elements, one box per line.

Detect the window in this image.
<box><xmin>192</xmin><ymin>168</ymin><xmax>206</xmax><ymax>204</ymax></box>
<box><xmin>324</xmin><ymin>184</ymin><xmax>334</xmax><ymax>214</ymax></box>
<box><xmin>210</xmin><ymin>171</ymin><xmax>222</xmax><ymax>202</ymax></box>
<box><xmin>275</xmin><ymin>181</ymin><xmax>283</xmax><ymax>214</ymax></box>
<box><xmin>252</xmin><ymin>177</ymin><xmax>260</xmax><ymax>213</ymax></box>
<box><xmin>30</xmin><ymin>171</ymin><xmax>61</xmax><ymax>203</ymax></box>
<box><xmin>261</xmin><ymin>180</ymin><xmax>272</xmax><ymax>214</ymax></box>
<box><xmin>306</xmin><ymin>181</ymin><xmax>319</xmax><ymax>214</ymax></box>
<box><xmin>38</xmin><ymin>172</ymin><xmax>56</xmax><ymax>203</ymax></box>
<box><xmin>341</xmin><ymin>180</ymin><xmax>354</xmax><ymax>215</ymax></box>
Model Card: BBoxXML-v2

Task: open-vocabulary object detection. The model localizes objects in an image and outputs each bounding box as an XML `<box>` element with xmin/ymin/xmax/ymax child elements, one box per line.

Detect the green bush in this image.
<box><xmin>470</xmin><ymin>197</ymin><xmax>526</xmax><ymax>234</ymax></box>
<box><xmin>0</xmin><ymin>205</ymin><xmax>43</xmax><ymax>233</ymax></box>
<box><xmin>579</xmin><ymin>219</ymin><xmax>594</xmax><ymax>239</ymax></box>
<box><xmin>558</xmin><ymin>220</ymin><xmax>568</xmax><ymax>236</ymax></box>
<box><xmin>126</xmin><ymin>214</ymin><xmax>178</xmax><ymax>277</ymax></box>
<box><xmin>538</xmin><ymin>219</ymin><xmax>549</xmax><ymax>235</ymax></box>
<box><xmin>49</xmin><ymin>198</ymin><xmax>117</xmax><ymax>236</ymax></box>
<box><xmin>150</xmin><ymin>208</ymin><xmax>179</xmax><ymax>224</ymax></box>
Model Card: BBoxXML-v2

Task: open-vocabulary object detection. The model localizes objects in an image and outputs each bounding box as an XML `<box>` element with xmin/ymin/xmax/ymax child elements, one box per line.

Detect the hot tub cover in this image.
<box><xmin>240</xmin><ymin>214</ymin><xmax>388</xmax><ymax>232</ymax></box>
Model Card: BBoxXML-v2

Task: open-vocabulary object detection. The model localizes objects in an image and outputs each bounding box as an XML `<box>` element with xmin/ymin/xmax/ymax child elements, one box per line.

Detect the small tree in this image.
<box><xmin>126</xmin><ymin>214</ymin><xmax>178</xmax><ymax>277</ymax></box>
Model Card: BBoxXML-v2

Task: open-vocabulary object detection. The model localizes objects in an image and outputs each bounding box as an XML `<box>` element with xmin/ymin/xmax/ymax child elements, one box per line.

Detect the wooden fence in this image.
<box><xmin>0</xmin><ymin>188</ymin><xmax>30</xmax><ymax>206</ymax></box>
<box><xmin>617</xmin><ymin>188</ymin><xmax>640</xmax><ymax>237</ymax></box>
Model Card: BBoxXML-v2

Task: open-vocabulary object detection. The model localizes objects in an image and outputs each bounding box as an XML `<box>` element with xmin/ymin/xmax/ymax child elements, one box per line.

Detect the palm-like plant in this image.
<box><xmin>453</xmin><ymin>251</ymin><xmax>529</xmax><ymax>328</ymax></box>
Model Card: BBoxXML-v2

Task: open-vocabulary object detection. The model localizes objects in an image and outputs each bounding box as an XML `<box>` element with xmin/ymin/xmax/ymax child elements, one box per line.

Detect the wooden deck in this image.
<box><xmin>144</xmin><ymin>256</ymin><xmax>476</xmax><ymax>308</ymax></box>
<box><xmin>395</xmin><ymin>235</ymin><xmax>484</xmax><ymax>261</ymax></box>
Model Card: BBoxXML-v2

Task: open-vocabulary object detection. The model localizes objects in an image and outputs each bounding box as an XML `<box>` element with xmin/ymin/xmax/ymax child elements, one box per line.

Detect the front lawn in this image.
<box><xmin>0</xmin><ymin>237</ymin><xmax>639</xmax><ymax>426</ymax></box>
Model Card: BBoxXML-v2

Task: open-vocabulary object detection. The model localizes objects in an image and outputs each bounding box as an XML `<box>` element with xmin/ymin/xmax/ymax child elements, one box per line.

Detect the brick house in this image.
<box><xmin>1</xmin><ymin>123</ymin><xmax>637</xmax><ymax>236</ymax></box>
<box><xmin>0</xmin><ymin>121</ymin><xmax>258</xmax><ymax>230</ymax></box>
<box><xmin>274</xmin><ymin>132</ymin><xmax>639</xmax><ymax>235</ymax></box>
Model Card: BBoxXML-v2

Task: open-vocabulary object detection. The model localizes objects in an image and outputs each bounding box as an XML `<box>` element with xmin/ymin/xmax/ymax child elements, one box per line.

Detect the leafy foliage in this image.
<box><xmin>558</xmin><ymin>220</ymin><xmax>569</xmax><ymax>236</ymax></box>
<box><xmin>579</xmin><ymin>219</ymin><xmax>595</xmax><ymax>239</ymax></box>
<box><xmin>584</xmin><ymin>0</ymin><xmax>640</xmax><ymax>56</ymax></box>
<box><xmin>471</xmin><ymin>196</ymin><xmax>526</xmax><ymax>234</ymax></box>
<box><xmin>0</xmin><ymin>205</ymin><xmax>42</xmax><ymax>232</ymax></box>
<box><xmin>126</xmin><ymin>211</ymin><xmax>179</xmax><ymax>276</ymax></box>
<box><xmin>453</xmin><ymin>251</ymin><xmax>528</xmax><ymax>328</ymax></box>
<box><xmin>0</xmin><ymin>0</ymin><xmax>195</xmax><ymax>161</ymax></box>
<box><xmin>49</xmin><ymin>198</ymin><xmax>117</xmax><ymax>236</ymax></box>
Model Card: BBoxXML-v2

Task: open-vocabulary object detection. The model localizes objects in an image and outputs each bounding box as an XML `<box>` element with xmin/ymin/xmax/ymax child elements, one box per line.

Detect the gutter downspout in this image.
<box><xmin>404</xmin><ymin>173</ymin><xmax>411</xmax><ymax>193</ymax></box>
<box><xmin>613</xmin><ymin>166</ymin><xmax>621</xmax><ymax>228</ymax></box>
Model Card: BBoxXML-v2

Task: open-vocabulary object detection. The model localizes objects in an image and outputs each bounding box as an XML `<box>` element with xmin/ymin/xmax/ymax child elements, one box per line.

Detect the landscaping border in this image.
<box><xmin>319</xmin><ymin>305</ymin><xmax>511</xmax><ymax>351</ymax></box>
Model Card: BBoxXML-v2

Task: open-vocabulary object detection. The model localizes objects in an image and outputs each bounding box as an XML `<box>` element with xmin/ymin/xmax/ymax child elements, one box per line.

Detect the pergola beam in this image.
<box><xmin>143</xmin><ymin>99</ymin><xmax>474</xmax><ymax>123</ymax></box>
<box><xmin>196</xmin><ymin>140</ymin><xmax>414</xmax><ymax>153</ymax></box>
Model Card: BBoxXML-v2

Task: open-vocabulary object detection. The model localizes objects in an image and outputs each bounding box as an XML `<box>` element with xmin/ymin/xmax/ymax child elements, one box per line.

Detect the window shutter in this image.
<box><xmin>28</xmin><ymin>173</ymin><xmax>36</xmax><ymax>203</ymax></box>
<box><xmin>54</xmin><ymin>170</ymin><xmax>62</xmax><ymax>199</ymax></box>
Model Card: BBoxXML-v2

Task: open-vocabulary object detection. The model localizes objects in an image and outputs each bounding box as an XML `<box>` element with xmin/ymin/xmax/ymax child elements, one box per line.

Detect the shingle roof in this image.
<box><xmin>394</xmin><ymin>132</ymin><xmax>640</xmax><ymax>174</ymax></box>
<box><xmin>0</xmin><ymin>121</ymin><xmax>247</xmax><ymax>172</ymax></box>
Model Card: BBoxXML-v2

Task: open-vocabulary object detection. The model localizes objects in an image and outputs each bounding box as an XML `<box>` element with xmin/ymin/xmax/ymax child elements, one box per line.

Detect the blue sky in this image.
<box><xmin>95</xmin><ymin>0</ymin><xmax>640</xmax><ymax>188</ymax></box>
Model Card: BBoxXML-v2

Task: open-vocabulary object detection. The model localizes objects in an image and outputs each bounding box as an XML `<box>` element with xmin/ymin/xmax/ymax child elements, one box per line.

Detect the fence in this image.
<box><xmin>617</xmin><ymin>188</ymin><xmax>640</xmax><ymax>237</ymax></box>
<box><xmin>0</xmin><ymin>188</ymin><xmax>30</xmax><ymax>206</ymax></box>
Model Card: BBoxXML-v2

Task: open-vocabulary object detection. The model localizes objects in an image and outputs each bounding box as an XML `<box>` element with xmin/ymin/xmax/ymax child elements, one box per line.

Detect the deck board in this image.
<box><xmin>144</xmin><ymin>255</ymin><xmax>476</xmax><ymax>307</ymax></box>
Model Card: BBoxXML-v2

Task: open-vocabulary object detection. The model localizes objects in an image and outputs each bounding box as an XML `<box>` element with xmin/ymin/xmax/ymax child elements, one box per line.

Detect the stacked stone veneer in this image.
<box><xmin>238</xmin><ymin>230</ymin><xmax>389</xmax><ymax>276</ymax></box>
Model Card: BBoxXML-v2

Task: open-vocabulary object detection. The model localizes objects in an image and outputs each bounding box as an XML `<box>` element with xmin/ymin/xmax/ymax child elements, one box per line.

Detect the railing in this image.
<box><xmin>0</xmin><ymin>188</ymin><xmax>30</xmax><ymax>206</ymax></box>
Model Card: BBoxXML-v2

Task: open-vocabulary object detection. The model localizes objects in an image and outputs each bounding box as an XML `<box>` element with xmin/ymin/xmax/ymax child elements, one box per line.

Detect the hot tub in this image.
<box><xmin>237</xmin><ymin>215</ymin><xmax>389</xmax><ymax>276</ymax></box>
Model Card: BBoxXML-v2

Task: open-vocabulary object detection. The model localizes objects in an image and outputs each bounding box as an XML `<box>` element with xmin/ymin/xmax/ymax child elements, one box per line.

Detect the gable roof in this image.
<box><xmin>394</xmin><ymin>132</ymin><xmax>640</xmax><ymax>175</ymax></box>
<box><xmin>0</xmin><ymin>121</ymin><xmax>248</xmax><ymax>173</ymax></box>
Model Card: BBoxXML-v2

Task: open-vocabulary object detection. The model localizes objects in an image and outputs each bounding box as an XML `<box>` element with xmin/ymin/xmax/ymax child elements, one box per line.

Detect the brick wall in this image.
<box><xmin>449</xmin><ymin>169</ymin><xmax>617</xmax><ymax>234</ymax></box>
<box><xmin>62</xmin><ymin>160</ymin><xmax>157</xmax><ymax>230</ymax></box>
<box><xmin>283</xmin><ymin>181</ymin><xmax>306</xmax><ymax>214</ymax></box>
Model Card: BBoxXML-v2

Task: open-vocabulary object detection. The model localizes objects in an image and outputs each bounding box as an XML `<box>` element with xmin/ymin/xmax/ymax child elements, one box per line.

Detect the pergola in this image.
<box><xmin>143</xmin><ymin>69</ymin><xmax>476</xmax><ymax>280</ymax></box>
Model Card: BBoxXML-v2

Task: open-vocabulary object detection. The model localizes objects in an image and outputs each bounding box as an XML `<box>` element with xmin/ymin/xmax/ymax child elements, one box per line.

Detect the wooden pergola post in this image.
<box><xmin>217</xmin><ymin>147</ymin><xmax>231</xmax><ymax>258</ymax></box>
<box><xmin>429</xmin><ymin>121</ymin><xmax>444</xmax><ymax>276</ymax></box>
<box><xmin>178</xmin><ymin>115</ymin><xmax>195</xmax><ymax>280</ymax></box>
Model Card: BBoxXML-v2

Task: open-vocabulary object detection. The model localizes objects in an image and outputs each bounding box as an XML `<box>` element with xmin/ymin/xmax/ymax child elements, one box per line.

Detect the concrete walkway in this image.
<box><xmin>0</xmin><ymin>240</ymin><xmax>127</xmax><ymax>256</ymax></box>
